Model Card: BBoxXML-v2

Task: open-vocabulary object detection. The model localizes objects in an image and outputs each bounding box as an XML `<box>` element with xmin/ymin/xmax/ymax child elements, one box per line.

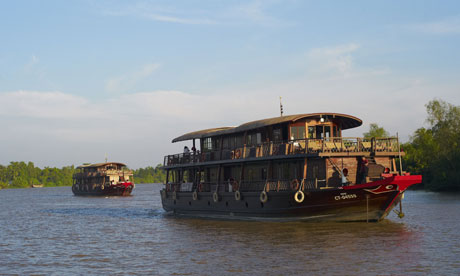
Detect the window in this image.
<box><xmin>290</xmin><ymin>126</ymin><xmax>306</xmax><ymax>140</ymax></box>
<box><xmin>316</xmin><ymin>126</ymin><xmax>323</xmax><ymax>139</ymax></box>
<box><xmin>324</xmin><ymin>126</ymin><xmax>331</xmax><ymax>139</ymax></box>
<box><xmin>273</xmin><ymin>128</ymin><xmax>282</xmax><ymax>142</ymax></box>
<box><xmin>256</xmin><ymin>132</ymin><xmax>262</xmax><ymax>144</ymax></box>
<box><xmin>203</xmin><ymin>137</ymin><xmax>212</xmax><ymax>151</ymax></box>
<box><xmin>308</xmin><ymin>126</ymin><xmax>315</xmax><ymax>138</ymax></box>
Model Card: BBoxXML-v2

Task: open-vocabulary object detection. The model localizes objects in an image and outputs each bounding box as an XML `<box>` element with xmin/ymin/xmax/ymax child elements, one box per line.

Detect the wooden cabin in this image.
<box><xmin>163</xmin><ymin>113</ymin><xmax>402</xmax><ymax>193</ymax></box>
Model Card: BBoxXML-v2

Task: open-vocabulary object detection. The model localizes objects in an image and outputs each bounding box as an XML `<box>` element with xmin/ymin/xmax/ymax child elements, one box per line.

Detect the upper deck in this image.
<box><xmin>73</xmin><ymin>162</ymin><xmax>133</xmax><ymax>179</ymax></box>
<box><xmin>163</xmin><ymin>113</ymin><xmax>403</xmax><ymax>168</ymax></box>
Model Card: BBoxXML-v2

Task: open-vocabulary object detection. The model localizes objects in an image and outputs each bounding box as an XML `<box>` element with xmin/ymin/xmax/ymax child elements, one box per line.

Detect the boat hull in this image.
<box><xmin>161</xmin><ymin>175</ymin><xmax>421</xmax><ymax>222</ymax></box>
<box><xmin>72</xmin><ymin>183</ymin><xmax>134</xmax><ymax>196</ymax></box>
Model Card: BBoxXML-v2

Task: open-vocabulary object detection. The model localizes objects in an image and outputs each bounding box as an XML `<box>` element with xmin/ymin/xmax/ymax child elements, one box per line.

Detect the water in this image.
<box><xmin>1</xmin><ymin>185</ymin><xmax>459</xmax><ymax>275</ymax></box>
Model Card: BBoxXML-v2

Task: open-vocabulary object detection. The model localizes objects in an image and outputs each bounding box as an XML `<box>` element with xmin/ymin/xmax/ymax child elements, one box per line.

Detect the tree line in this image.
<box><xmin>0</xmin><ymin>162</ymin><xmax>166</xmax><ymax>189</ymax></box>
<box><xmin>365</xmin><ymin>99</ymin><xmax>460</xmax><ymax>192</ymax></box>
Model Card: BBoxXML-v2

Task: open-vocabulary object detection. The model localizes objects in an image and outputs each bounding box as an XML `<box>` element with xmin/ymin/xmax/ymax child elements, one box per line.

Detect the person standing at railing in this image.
<box><xmin>358</xmin><ymin>157</ymin><xmax>368</xmax><ymax>184</ymax></box>
<box><xmin>184</xmin><ymin>146</ymin><xmax>190</xmax><ymax>154</ymax></box>
<box><xmin>342</xmin><ymin>168</ymin><xmax>349</xmax><ymax>186</ymax></box>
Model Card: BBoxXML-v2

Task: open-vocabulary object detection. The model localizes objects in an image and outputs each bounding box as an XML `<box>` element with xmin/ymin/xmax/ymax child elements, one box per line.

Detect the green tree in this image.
<box><xmin>363</xmin><ymin>123</ymin><xmax>389</xmax><ymax>138</ymax></box>
<box><xmin>404</xmin><ymin>99</ymin><xmax>460</xmax><ymax>191</ymax></box>
<box><xmin>133</xmin><ymin>164</ymin><xmax>165</xmax><ymax>183</ymax></box>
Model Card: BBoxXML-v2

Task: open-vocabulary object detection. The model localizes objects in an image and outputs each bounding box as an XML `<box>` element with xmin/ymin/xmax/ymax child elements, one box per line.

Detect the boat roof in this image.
<box><xmin>172</xmin><ymin>113</ymin><xmax>362</xmax><ymax>143</ymax></box>
<box><xmin>77</xmin><ymin>162</ymin><xmax>127</xmax><ymax>169</ymax></box>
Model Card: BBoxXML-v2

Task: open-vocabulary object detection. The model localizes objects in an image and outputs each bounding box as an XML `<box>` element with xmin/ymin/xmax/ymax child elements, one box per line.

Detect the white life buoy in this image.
<box><xmin>294</xmin><ymin>190</ymin><xmax>305</xmax><ymax>203</ymax></box>
<box><xmin>192</xmin><ymin>190</ymin><xmax>198</xmax><ymax>201</ymax></box>
<box><xmin>213</xmin><ymin>192</ymin><xmax>219</xmax><ymax>202</ymax></box>
<box><xmin>260</xmin><ymin>191</ymin><xmax>268</xmax><ymax>203</ymax></box>
<box><xmin>234</xmin><ymin>190</ymin><xmax>241</xmax><ymax>201</ymax></box>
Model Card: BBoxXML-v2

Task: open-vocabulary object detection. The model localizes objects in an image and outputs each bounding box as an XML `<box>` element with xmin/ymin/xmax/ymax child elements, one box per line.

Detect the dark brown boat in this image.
<box><xmin>161</xmin><ymin>113</ymin><xmax>421</xmax><ymax>222</ymax></box>
<box><xmin>72</xmin><ymin>162</ymin><xmax>134</xmax><ymax>196</ymax></box>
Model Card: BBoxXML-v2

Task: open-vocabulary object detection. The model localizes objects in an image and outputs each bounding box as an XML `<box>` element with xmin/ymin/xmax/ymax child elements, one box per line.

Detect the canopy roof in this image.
<box><xmin>172</xmin><ymin>113</ymin><xmax>362</xmax><ymax>143</ymax></box>
<box><xmin>77</xmin><ymin>162</ymin><xmax>127</xmax><ymax>169</ymax></box>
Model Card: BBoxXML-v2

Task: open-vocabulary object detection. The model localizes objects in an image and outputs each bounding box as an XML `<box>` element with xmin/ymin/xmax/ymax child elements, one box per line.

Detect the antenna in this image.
<box><xmin>105</xmin><ymin>153</ymin><xmax>108</xmax><ymax>163</ymax></box>
<box><xmin>279</xmin><ymin>96</ymin><xmax>283</xmax><ymax>116</ymax></box>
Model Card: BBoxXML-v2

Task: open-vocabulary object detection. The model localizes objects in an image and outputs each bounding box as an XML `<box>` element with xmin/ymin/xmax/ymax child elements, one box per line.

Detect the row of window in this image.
<box><xmin>202</xmin><ymin>123</ymin><xmax>342</xmax><ymax>152</ymax></box>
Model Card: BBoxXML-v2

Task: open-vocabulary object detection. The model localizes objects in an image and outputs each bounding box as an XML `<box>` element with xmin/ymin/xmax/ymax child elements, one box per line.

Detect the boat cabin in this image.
<box><xmin>74</xmin><ymin>162</ymin><xmax>133</xmax><ymax>187</ymax></box>
<box><xmin>164</xmin><ymin>113</ymin><xmax>402</xmax><ymax>192</ymax></box>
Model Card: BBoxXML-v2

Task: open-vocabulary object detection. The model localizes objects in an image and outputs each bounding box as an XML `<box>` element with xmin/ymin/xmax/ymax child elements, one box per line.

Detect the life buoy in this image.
<box><xmin>294</xmin><ymin>190</ymin><xmax>305</xmax><ymax>203</ymax></box>
<box><xmin>234</xmin><ymin>190</ymin><xmax>241</xmax><ymax>201</ymax></box>
<box><xmin>101</xmin><ymin>184</ymin><xmax>104</xmax><ymax>190</ymax></box>
<box><xmin>192</xmin><ymin>190</ymin><xmax>198</xmax><ymax>201</ymax></box>
<box><xmin>260</xmin><ymin>191</ymin><xmax>268</xmax><ymax>203</ymax></box>
<box><xmin>235</xmin><ymin>149</ymin><xmax>241</xmax><ymax>159</ymax></box>
<box><xmin>213</xmin><ymin>192</ymin><xmax>219</xmax><ymax>202</ymax></box>
<box><xmin>232</xmin><ymin>180</ymin><xmax>239</xmax><ymax>191</ymax></box>
<box><xmin>290</xmin><ymin>179</ymin><xmax>300</xmax><ymax>191</ymax></box>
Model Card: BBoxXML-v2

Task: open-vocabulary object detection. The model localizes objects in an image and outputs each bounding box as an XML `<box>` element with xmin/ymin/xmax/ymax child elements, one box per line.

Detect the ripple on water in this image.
<box><xmin>1</xmin><ymin>186</ymin><xmax>459</xmax><ymax>275</ymax></box>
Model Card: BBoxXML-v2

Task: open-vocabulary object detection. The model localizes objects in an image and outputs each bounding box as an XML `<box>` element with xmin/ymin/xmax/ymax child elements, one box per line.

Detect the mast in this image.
<box><xmin>279</xmin><ymin>96</ymin><xmax>284</xmax><ymax>117</ymax></box>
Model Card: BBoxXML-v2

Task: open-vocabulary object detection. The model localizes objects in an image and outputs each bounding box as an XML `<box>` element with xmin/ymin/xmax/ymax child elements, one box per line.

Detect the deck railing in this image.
<box><xmin>164</xmin><ymin>137</ymin><xmax>399</xmax><ymax>167</ymax></box>
<box><xmin>165</xmin><ymin>178</ymin><xmax>333</xmax><ymax>193</ymax></box>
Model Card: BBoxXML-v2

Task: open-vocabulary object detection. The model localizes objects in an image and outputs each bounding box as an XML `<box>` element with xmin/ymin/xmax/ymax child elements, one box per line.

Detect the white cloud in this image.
<box><xmin>0</xmin><ymin>90</ymin><xmax>99</xmax><ymax>119</ymax></box>
<box><xmin>105</xmin><ymin>63</ymin><xmax>160</xmax><ymax>93</ymax></box>
<box><xmin>407</xmin><ymin>15</ymin><xmax>460</xmax><ymax>34</ymax></box>
<box><xmin>101</xmin><ymin>1</ymin><xmax>287</xmax><ymax>26</ymax></box>
<box><xmin>0</xmin><ymin>71</ymin><xmax>456</xmax><ymax>168</ymax></box>
<box><xmin>306</xmin><ymin>43</ymin><xmax>360</xmax><ymax>76</ymax></box>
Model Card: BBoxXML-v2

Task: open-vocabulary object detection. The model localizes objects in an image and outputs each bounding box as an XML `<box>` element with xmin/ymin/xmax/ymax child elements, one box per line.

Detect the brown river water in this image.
<box><xmin>0</xmin><ymin>184</ymin><xmax>459</xmax><ymax>275</ymax></box>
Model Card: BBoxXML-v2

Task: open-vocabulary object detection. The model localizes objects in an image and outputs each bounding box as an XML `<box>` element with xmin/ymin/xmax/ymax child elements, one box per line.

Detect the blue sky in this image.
<box><xmin>1</xmin><ymin>0</ymin><xmax>459</xmax><ymax>168</ymax></box>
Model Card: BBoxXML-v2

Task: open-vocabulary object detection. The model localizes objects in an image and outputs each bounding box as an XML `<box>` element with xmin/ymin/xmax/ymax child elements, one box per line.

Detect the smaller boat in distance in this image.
<box><xmin>32</xmin><ymin>184</ymin><xmax>44</xmax><ymax>188</ymax></box>
<box><xmin>72</xmin><ymin>162</ymin><xmax>134</xmax><ymax>196</ymax></box>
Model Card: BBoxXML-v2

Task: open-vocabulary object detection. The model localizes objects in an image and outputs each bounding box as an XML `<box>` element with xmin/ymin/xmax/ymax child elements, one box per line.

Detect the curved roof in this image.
<box><xmin>77</xmin><ymin>162</ymin><xmax>127</xmax><ymax>169</ymax></box>
<box><xmin>172</xmin><ymin>113</ymin><xmax>362</xmax><ymax>143</ymax></box>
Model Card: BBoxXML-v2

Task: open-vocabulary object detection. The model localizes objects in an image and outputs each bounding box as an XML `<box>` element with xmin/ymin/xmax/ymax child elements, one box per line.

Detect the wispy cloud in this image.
<box><xmin>105</xmin><ymin>63</ymin><xmax>160</xmax><ymax>93</ymax></box>
<box><xmin>101</xmin><ymin>0</ymin><xmax>287</xmax><ymax>26</ymax></box>
<box><xmin>307</xmin><ymin>43</ymin><xmax>360</xmax><ymax>75</ymax></box>
<box><xmin>406</xmin><ymin>15</ymin><xmax>460</xmax><ymax>34</ymax></box>
<box><xmin>102</xmin><ymin>2</ymin><xmax>217</xmax><ymax>25</ymax></box>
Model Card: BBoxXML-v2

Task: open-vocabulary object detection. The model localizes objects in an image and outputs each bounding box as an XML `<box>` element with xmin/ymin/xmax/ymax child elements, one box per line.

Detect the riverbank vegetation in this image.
<box><xmin>402</xmin><ymin>99</ymin><xmax>460</xmax><ymax>191</ymax></box>
<box><xmin>0</xmin><ymin>163</ymin><xmax>165</xmax><ymax>189</ymax></box>
<box><xmin>364</xmin><ymin>99</ymin><xmax>460</xmax><ymax>191</ymax></box>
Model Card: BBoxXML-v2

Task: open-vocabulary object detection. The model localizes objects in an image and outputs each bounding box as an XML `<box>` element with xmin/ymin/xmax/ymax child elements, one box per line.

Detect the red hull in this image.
<box><xmin>72</xmin><ymin>183</ymin><xmax>134</xmax><ymax>196</ymax></box>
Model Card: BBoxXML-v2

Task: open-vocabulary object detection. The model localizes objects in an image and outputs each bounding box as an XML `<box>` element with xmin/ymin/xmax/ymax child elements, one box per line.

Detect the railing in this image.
<box><xmin>73</xmin><ymin>170</ymin><xmax>133</xmax><ymax>179</ymax></box>
<box><xmin>165</xmin><ymin>178</ymin><xmax>333</xmax><ymax>193</ymax></box>
<box><xmin>164</xmin><ymin>137</ymin><xmax>400</xmax><ymax>167</ymax></box>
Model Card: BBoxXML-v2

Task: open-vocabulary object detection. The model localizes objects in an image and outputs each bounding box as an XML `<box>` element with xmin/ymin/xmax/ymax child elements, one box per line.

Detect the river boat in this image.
<box><xmin>72</xmin><ymin>162</ymin><xmax>134</xmax><ymax>196</ymax></box>
<box><xmin>161</xmin><ymin>113</ymin><xmax>422</xmax><ymax>222</ymax></box>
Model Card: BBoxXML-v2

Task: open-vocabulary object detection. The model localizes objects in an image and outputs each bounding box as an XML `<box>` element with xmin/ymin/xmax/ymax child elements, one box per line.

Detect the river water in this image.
<box><xmin>0</xmin><ymin>185</ymin><xmax>459</xmax><ymax>275</ymax></box>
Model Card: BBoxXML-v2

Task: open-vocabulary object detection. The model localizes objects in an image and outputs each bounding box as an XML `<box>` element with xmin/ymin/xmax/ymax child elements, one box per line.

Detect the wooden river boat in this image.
<box><xmin>161</xmin><ymin>113</ymin><xmax>421</xmax><ymax>222</ymax></box>
<box><xmin>72</xmin><ymin>162</ymin><xmax>134</xmax><ymax>196</ymax></box>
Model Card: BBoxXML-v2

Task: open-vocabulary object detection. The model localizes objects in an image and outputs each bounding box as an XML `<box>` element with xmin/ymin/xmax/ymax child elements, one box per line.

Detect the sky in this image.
<box><xmin>1</xmin><ymin>0</ymin><xmax>460</xmax><ymax>169</ymax></box>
